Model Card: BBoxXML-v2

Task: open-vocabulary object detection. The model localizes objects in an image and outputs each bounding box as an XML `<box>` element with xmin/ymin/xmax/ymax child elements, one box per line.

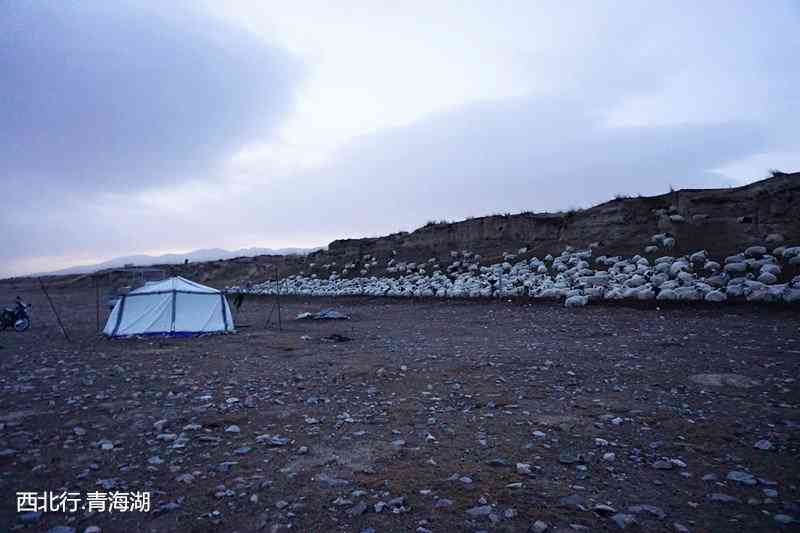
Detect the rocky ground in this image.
<box><xmin>1</xmin><ymin>286</ymin><xmax>799</xmax><ymax>533</ymax></box>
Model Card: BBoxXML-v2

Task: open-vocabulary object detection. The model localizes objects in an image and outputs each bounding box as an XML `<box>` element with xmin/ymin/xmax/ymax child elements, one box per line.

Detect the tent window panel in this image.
<box><xmin>174</xmin><ymin>293</ymin><xmax>224</xmax><ymax>332</ymax></box>
<box><xmin>116</xmin><ymin>293</ymin><xmax>172</xmax><ymax>335</ymax></box>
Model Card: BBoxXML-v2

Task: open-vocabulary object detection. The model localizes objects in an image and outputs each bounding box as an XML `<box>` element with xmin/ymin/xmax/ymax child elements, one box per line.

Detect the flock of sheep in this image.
<box><xmin>230</xmin><ymin>234</ymin><xmax>800</xmax><ymax>306</ymax></box>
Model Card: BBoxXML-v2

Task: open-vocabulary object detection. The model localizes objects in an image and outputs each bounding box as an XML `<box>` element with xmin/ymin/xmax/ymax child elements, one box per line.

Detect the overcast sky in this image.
<box><xmin>1</xmin><ymin>1</ymin><xmax>798</xmax><ymax>277</ymax></box>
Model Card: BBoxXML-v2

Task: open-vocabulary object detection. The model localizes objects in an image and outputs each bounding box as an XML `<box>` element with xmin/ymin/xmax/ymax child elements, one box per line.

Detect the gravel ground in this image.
<box><xmin>1</xmin><ymin>286</ymin><xmax>799</xmax><ymax>533</ymax></box>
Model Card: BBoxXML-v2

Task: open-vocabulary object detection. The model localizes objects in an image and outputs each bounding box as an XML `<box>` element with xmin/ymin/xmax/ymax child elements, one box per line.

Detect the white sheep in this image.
<box><xmin>744</xmin><ymin>246</ymin><xmax>767</xmax><ymax>258</ymax></box>
<box><xmin>724</xmin><ymin>262</ymin><xmax>747</xmax><ymax>274</ymax></box>
<box><xmin>656</xmin><ymin>289</ymin><xmax>677</xmax><ymax>301</ymax></box>
<box><xmin>565</xmin><ymin>294</ymin><xmax>589</xmax><ymax>307</ymax></box>
<box><xmin>705</xmin><ymin>290</ymin><xmax>727</xmax><ymax>302</ymax></box>
<box><xmin>689</xmin><ymin>250</ymin><xmax>707</xmax><ymax>263</ymax></box>
<box><xmin>233</xmin><ymin>239</ymin><xmax>800</xmax><ymax>307</ymax></box>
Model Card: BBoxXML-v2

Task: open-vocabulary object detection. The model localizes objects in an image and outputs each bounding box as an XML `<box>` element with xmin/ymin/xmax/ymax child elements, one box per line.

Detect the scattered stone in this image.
<box><xmin>216</xmin><ymin>461</ymin><xmax>238</xmax><ymax>472</ymax></box>
<box><xmin>652</xmin><ymin>460</ymin><xmax>673</xmax><ymax>470</ymax></box>
<box><xmin>517</xmin><ymin>463</ymin><xmax>532</xmax><ymax>475</ymax></box>
<box><xmin>593</xmin><ymin>504</ymin><xmax>616</xmax><ymax>516</ymax></box>
<box><xmin>466</xmin><ymin>505</ymin><xmax>493</xmax><ymax>517</ymax></box>
<box><xmin>158</xmin><ymin>501</ymin><xmax>181</xmax><ymax>513</ymax></box>
<box><xmin>610</xmin><ymin>513</ymin><xmax>637</xmax><ymax>529</ymax></box>
<box><xmin>726</xmin><ymin>470</ymin><xmax>757</xmax><ymax>485</ymax></box>
<box><xmin>530</xmin><ymin>520</ymin><xmax>549</xmax><ymax>533</ymax></box>
<box><xmin>225</xmin><ymin>425</ymin><xmax>241</xmax><ymax>433</ymax></box>
<box><xmin>559</xmin><ymin>451</ymin><xmax>583</xmax><ymax>464</ymax></box>
<box><xmin>754</xmin><ymin>439</ymin><xmax>773</xmax><ymax>450</ymax></box>
<box><xmin>708</xmin><ymin>493</ymin><xmax>740</xmax><ymax>503</ymax></box>
<box><xmin>388</xmin><ymin>496</ymin><xmax>406</xmax><ymax>508</ymax></box>
<box><xmin>347</xmin><ymin>501</ymin><xmax>368</xmax><ymax>516</ymax></box>
<box><xmin>559</xmin><ymin>494</ymin><xmax>586</xmax><ymax>511</ymax></box>
<box><xmin>317</xmin><ymin>473</ymin><xmax>350</xmax><ymax>487</ymax></box>
<box><xmin>628</xmin><ymin>504</ymin><xmax>666</xmax><ymax>519</ymax></box>
<box><xmin>774</xmin><ymin>514</ymin><xmax>796</xmax><ymax>524</ymax></box>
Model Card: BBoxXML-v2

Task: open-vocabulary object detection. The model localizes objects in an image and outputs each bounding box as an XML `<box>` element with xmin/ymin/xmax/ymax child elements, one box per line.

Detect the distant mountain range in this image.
<box><xmin>37</xmin><ymin>247</ymin><xmax>320</xmax><ymax>276</ymax></box>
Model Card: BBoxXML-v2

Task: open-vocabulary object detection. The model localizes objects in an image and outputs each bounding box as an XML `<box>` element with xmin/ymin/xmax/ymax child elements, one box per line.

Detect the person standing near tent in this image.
<box><xmin>14</xmin><ymin>296</ymin><xmax>26</xmax><ymax>315</ymax></box>
<box><xmin>233</xmin><ymin>291</ymin><xmax>245</xmax><ymax>311</ymax></box>
<box><xmin>232</xmin><ymin>281</ymin><xmax>253</xmax><ymax>312</ymax></box>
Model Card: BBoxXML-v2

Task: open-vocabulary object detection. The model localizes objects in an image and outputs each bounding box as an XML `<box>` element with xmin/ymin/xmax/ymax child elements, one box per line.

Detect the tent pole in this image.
<box><xmin>40</xmin><ymin>278</ymin><xmax>70</xmax><ymax>341</ymax></box>
<box><xmin>276</xmin><ymin>268</ymin><xmax>282</xmax><ymax>331</ymax></box>
<box><xmin>264</xmin><ymin>267</ymin><xmax>277</xmax><ymax>329</ymax></box>
<box><xmin>264</xmin><ymin>299</ymin><xmax>275</xmax><ymax>329</ymax></box>
<box><xmin>94</xmin><ymin>275</ymin><xmax>100</xmax><ymax>332</ymax></box>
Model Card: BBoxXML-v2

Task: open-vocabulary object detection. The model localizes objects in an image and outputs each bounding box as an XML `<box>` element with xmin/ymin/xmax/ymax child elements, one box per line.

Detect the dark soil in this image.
<box><xmin>1</xmin><ymin>286</ymin><xmax>799</xmax><ymax>532</ymax></box>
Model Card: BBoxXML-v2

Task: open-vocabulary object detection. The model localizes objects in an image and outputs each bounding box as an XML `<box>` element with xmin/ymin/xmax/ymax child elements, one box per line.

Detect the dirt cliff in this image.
<box><xmin>320</xmin><ymin>171</ymin><xmax>799</xmax><ymax>266</ymax></box>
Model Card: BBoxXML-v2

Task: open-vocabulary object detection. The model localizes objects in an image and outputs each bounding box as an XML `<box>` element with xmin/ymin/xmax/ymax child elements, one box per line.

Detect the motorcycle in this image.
<box><xmin>0</xmin><ymin>302</ymin><xmax>31</xmax><ymax>332</ymax></box>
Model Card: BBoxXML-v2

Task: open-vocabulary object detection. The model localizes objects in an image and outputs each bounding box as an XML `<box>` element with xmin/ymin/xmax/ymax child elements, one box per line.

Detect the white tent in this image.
<box><xmin>104</xmin><ymin>277</ymin><xmax>234</xmax><ymax>337</ymax></box>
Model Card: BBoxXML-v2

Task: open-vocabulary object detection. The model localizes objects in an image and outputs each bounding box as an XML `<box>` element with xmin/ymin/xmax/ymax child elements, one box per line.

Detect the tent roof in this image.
<box><xmin>129</xmin><ymin>276</ymin><xmax>220</xmax><ymax>295</ymax></box>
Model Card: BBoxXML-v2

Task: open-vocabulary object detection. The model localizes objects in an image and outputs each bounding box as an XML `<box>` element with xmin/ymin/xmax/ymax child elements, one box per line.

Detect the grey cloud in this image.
<box><xmin>0</xmin><ymin>2</ymin><xmax>300</xmax><ymax>193</ymax></box>
<box><xmin>259</xmin><ymin>96</ymin><xmax>760</xmax><ymax>236</ymax></box>
<box><xmin>1</xmin><ymin>1</ymin><xmax>798</xmax><ymax>277</ymax></box>
<box><xmin>1</xmin><ymin>88</ymin><xmax>780</xmax><ymax>276</ymax></box>
<box><xmin>0</xmin><ymin>1</ymin><xmax>300</xmax><ymax>272</ymax></box>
